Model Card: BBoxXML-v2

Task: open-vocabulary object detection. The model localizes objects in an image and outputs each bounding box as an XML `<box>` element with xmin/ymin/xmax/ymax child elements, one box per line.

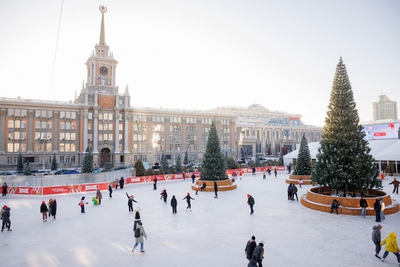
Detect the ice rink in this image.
<box><xmin>1</xmin><ymin>172</ymin><xmax>400</xmax><ymax>267</ymax></box>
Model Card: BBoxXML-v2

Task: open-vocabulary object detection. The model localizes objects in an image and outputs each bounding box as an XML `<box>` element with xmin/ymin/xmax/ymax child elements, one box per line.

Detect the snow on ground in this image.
<box><xmin>0</xmin><ymin>172</ymin><xmax>399</xmax><ymax>267</ymax></box>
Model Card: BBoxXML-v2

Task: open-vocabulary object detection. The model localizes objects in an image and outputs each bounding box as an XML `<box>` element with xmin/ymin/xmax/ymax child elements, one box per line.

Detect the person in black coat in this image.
<box><xmin>191</xmin><ymin>174</ymin><xmax>196</xmax><ymax>184</ymax></box>
<box><xmin>119</xmin><ymin>177</ymin><xmax>125</xmax><ymax>189</ymax></box>
<box><xmin>330</xmin><ymin>199</ymin><xmax>340</xmax><ymax>214</ymax></box>
<box><xmin>50</xmin><ymin>199</ymin><xmax>57</xmax><ymax>219</ymax></box>
<box><xmin>245</xmin><ymin>235</ymin><xmax>257</xmax><ymax>261</ymax></box>
<box><xmin>108</xmin><ymin>183</ymin><xmax>113</xmax><ymax>198</ymax></box>
<box><xmin>2</xmin><ymin>182</ymin><xmax>7</xmax><ymax>196</ymax></box>
<box><xmin>170</xmin><ymin>195</ymin><xmax>177</xmax><ymax>214</ymax></box>
<box><xmin>40</xmin><ymin>201</ymin><xmax>48</xmax><ymax>222</ymax></box>
<box><xmin>162</xmin><ymin>188</ymin><xmax>168</xmax><ymax>203</ymax></box>
<box><xmin>214</xmin><ymin>181</ymin><xmax>218</xmax><ymax>198</ymax></box>
<box><xmin>153</xmin><ymin>177</ymin><xmax>157</xmax><ymax>190</ymax></box>
<box><xmin>126</xmin><ymin>193</ymin><xmax>138</xmax><ymax>213</ymax></box>
<box><xmin>374</xmin><ymin>199</ymin><xmax>381</xmax><ymax>222</ymax></box>
<box><xmin>183</xmin><ymin>193</ymin><xmax>195</xmax><ymax>211</ymax></box>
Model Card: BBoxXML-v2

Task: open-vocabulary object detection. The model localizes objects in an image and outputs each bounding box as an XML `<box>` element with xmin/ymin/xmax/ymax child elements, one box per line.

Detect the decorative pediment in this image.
<box><xmin>98</xmin><ymin>95</ymin><xmax>115</xmax><ymax>108</ymax></box>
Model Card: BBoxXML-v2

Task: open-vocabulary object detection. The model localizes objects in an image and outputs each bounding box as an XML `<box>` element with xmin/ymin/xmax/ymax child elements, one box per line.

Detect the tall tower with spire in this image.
<box><xmin>75</xmin><ymin>6</ymin><xmax>131</xmax><ymax>168</ymax></box>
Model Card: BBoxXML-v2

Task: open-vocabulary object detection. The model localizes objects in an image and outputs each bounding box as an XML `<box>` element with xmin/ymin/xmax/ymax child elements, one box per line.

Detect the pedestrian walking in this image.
<box><xmin>287</xmin><ymin>183</ymin><xmax>293</xmax><ymax>200</ymax></box>
<box><xmin>252</xmin><ymin>240</ymin><xmax>265</xmax><ymax>267</ymax></box>
<box><xmin>96</xmin><ymin>189</ymin><xmax>102</xmax><ymax>205</ymax></box>
<box><xmin>133</xmin><ymin>207</ymin><xmax>141</xmax><ymax>231</ymax></box>
<box><xmin>108</xmin><ymin>183</ymin><xmax>113</xmax><ymax>198</ymax></box>
<box><xmin>360</xmin><ymin>197</ymin><xmax>368</xmax><ymax>218</ymax></box>
<box><xmin>247</xmin><ymin>194</ymin><xmax>255</xmax><ymax>215</ymax></box>
<box><xmin>183</xmin><ymin>192</ymin><xmax>195</xmax><ymax>211</ymax></box>
<box><xmin>126</xmin><ymin>193</ymin><xmax>138</xmax><ymax>213</ymax></box>
<box><xmin>153</xmin><ymin>177</ymin><xmax>157</xmax><ymax>190</ymax></box>
<box><xmin>132</xmin><ymin>221</ymin><xmax>147</xmax><ymax>254</ymax></box>
<box><xmin>170</xmin><ymin>195</ymin><xmax>177</xmax><ymax>214</ymax></box>
<box><xmin>2</xmin><ymin>182</ymin><xmax>7</xmax><ymax>196</ymax></box>
<box><xmin>1</xmin><ymin>205</ymin><xmax>11</xmax><ymax>231</ymax></box>
<box><xmin>119</xmin><ymin>176</ymin><xmax>125</xmax><ymax>189</ymax></box>
<box><xmin>372</xmin><ymin>224</ymin><xmax>382</xmax><ymax>259</ymax></box>
<box><xmin>162</xmin><ymin>188</ymin><xmax>168</xmax><ymax>203</ymax></box>
<box><xmin>262</xmin><ymin>169</ymin><xmax>267</xmax><ymax>179</ymax></box>
<box><xmin>191</xmin><ymin>173</ymin><xmax>196</xmax><ymax>184</ymax></box>
<box><xmin>182</xmin><ymin>171</ymin><xmax>186</xmax><ymax>181</ymax></box>
<box><xmin>389</xmin><ymin>178</ymin><xmax>400</xmax><ymax>194</ymax></box>
<box><xmin>380</xmin><ymin>198</ymin><xmax>386</xmax><ymax>221</ymax></box>
<box><xmin>40</xmin><ymin>201</ymin><xmax>48</xmax><ymax>222</ymax></box>
<box><xmin>274</xmin><ymin>168</ymin><xmax>277</xmax><ymax>178</ymax></box>
<box><xmin>292</xmin><ymin>184</ymin><xmax>298</xmax><ymax>201</ymax></box>
<box><xmin>252</xmin><ymin>167</ymin><xmax>256</xmax><ymax>176</ymax></box>
<box><xmin>50</xmin><ymin>199</ymin><xmax>57</xmax><ymax>219</ymax></box>
<box><xmin>245</xmin><ymin>235</ymin><xmax>257</xmax><ymax>261</ymax></box>
<box><xmin>380</xmin><ymin>232</ymin><xmax>400</xmax><ymax>264</ymax></box>
<box><xmin>374</xmin><ymin>199</ymin><xmax>381</xmax><ymax>222</ymax></box>
<box><xmin>214</xmin><ymin>181</ymin><xmax>218</xmax><ymax>198</ymax></box>
<box><xmin>298</xmin><ymin>178</ymin><xmax>303</xmax><ymax>188</ymax></box>
<box><xmin>115</xmin><ymin>178</ymin><xmax>119</xmax><ymax>190</ymax></box>
<box><xmin>79</xmin><ymin>196</ymin><xmax>88</xmax><ymax>213</ymax></box>
<box><xmin>48</xmin><ymin>198</ymin><xmax>53</xmax><ymax>217</ymax></box>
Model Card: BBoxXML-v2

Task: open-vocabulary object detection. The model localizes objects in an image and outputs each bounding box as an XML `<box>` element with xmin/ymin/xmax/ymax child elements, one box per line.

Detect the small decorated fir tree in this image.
<box><xmin>293</xmin><ymin>134</ymin><xmax>312</xmax><ymax>175</ymax></box>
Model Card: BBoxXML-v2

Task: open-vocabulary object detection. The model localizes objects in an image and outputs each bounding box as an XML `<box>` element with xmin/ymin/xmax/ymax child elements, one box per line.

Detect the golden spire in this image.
<box><xmin>99</xmin><ymin>5</ymin><xmax>107</xmax><ymax>45</ymax></box>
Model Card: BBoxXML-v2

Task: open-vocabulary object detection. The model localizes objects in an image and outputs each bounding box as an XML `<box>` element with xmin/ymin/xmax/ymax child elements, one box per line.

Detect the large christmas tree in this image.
<box><xmin>200</xmin><ymin>122</ymin><xmax>227</xmax><ymax>180</ymax></box>
<box><xmin>311</xmin><ymin>57</ymin><xmax>381</xmax><ymax>194</ymax></box>
<box><xmin>293</xmin><ymin>134</ymin><xmax>312</xmax><ymax>175</ymax></box>
<box><xmin>82</xmin><ymin>147</ymin><xmax>94</xmax><ymax>173</ymax></box>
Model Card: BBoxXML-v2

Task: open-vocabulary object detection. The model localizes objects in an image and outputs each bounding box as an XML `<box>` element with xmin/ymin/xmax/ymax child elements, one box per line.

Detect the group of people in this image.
<box><xmin>245</xmin><ymin>236</ymin><xmax>265</xmax><ymax>267</ymax></box>
<box><xmin>372</xmin><ymin>224</ymin><xmax>400</xmax><ymax>264</ymax></box>
<box><xmin>373</xmin><ymin>198</ymin><xmax>386</xmax><ymax>222</ymax></box>
<box><xmin>287</xmin><ymin>183</ymin><xmax>298</xmax><ymax>201</ymax></box>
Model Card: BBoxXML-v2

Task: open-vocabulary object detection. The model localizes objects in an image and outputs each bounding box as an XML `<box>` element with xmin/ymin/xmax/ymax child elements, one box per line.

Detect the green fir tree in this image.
<box><xmin>200</xmin><ymin>122</ymin><xmax>227</xmax><ymax>180</ymax></box>
<box><xmin>82</xmin><ymin>147</ymin><xmax>94</xmax><ymax>173</ymax></box>
<box><xmin>51</xmin><ymin>154</ymin><xmax>58</xmax><ymax>171</ymax></box>
<box><xmin>175</xmin><ymin>154</ymin><xmax>182</xmax><ymax>172</ymax></box>
<box><xmin>134</xmin><ymin>159</ymin><xmax>146</xmax><ymax>176</ymax></box>
<box><xmin>293</xmin><ymin>134</ymin><xmax>312</xmax><ymax>175</ymax></box>
<box><xmin>311</xmin><ymin>57</ymin><xmax>381</xmax><ymax>194</ymax></box>
<box><xmin>226</xmin><ymin>157</ymin><xmax>240</xmax><ymax>169</ymax></box>
<box><xmin>103</xmin><ymin>161</ymin><xmax>113</xmax><ymax>172</ymax></box>
<box><xmin>161</xmin><ymin>153</ymin><xmax>170</xmax><ymax>174</ymax></box>
<box><xmin>255</xmin><ymin>154</ymin><xmax>261</xmax><ymax>167</ymax></box>
<box><xmin>184</xmin><ymin>150</ymin><xmax>189</xmax><ymax>165</ymax></box>
<box><xmin>24</xmin><ymin>161</ymin><xmax>32</xmax><ymax>176</ymax></box>
<box><xmin>17</xmin><ymin>152</ymin><xmax>23</xmax><ymax>172</ymax></box>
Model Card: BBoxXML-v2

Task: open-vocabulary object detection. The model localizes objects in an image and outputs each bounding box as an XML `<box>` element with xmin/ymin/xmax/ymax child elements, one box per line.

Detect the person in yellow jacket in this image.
<box><xmin>380</xmin><ymin>232</ymin><xmax>400</xmax><ymax>264</ymax></box>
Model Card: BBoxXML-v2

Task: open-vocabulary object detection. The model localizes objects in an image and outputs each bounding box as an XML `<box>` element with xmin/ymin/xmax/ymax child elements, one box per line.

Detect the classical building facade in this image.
<box><xmin>0</xmin><ymin>7</ymin><xmax>322</xmax><ymax>171</ymax></box>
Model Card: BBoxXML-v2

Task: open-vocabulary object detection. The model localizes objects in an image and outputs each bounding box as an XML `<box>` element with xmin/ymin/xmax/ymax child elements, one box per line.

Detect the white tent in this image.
<box><xmin>284</xmin><ymin>139</ymin><xmax>400</xmax><ymax>172</ymax></box>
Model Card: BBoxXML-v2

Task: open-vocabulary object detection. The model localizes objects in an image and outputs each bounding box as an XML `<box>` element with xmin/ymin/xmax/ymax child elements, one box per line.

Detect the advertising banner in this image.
<box><xmin>363</xmin><ymin>123</ymin><xmax>399</xmax><ymax>140</ymax></box>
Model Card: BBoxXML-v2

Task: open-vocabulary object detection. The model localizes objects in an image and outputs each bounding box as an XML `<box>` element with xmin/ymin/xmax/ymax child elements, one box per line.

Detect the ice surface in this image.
<box><xmin>0</xmin><ymin>172</ymin><xmax>399</xmax><ymax>267</ymax></box>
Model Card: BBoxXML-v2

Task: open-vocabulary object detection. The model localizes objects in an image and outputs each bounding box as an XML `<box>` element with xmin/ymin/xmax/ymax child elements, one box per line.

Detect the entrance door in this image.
<box><xmin>100</xmin><ymin>148</ymin><xmax>111</xmax><ymax>167</ymax></box>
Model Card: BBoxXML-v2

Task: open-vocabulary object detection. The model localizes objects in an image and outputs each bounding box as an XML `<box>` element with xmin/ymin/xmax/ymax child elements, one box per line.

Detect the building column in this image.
<box><xmin>83</xmin><ymin>109</ymin><xmax>88</xmax><ymax>152</ymax></box>
<box><xmin>93</xmin><ymin>109</ymin><xmax>99</xmax><ymax>154</ymax></box>
<box><xmin>27</xmin><ymin>109</ymin><xmax>34</xmax><ymax>153</ymax></box>
<box><xmin>114</xmin><ymin>110</ymin><xmax>120</xmax><ymax>154</ymax></box>
<box><xmin>0</xmin><ymin>109</ymin><xmax>6</xmax><ymax>153</ymax></box>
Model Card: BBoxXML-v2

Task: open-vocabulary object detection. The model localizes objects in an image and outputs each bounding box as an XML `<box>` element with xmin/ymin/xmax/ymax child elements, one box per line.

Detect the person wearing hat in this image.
<box><xmin>132</xmin><ymin>221</ymin><xmax>147</xmax><ymax>254</ymax></box>
<box><xmin>389</xmin><ymin>178</ymin><xmax>400</xmax><ymax>194</ymax></box>
<box><xmin>247</xmin><ymin>194</ymin><xmax>255</xmax><ymax>215</ymax></box>
<box><xmin>96</xmin><ymin>189</ymin><xmax>102</xmax><ymax>205</ymax></box>
<box><xmin>133</xmin><ymin>207</ymin><xmax>141</xmax><ymax>231</ymax></box>
<box><xmin>170</xmin><ymin>195</ymin><xmax>178</xmax><ymax>214</ymax></box>
<box><xmin>380</xmin><ymin>232</ymin><xmax>400</xmax><ymax>264</ymax></box>
<box><xmin>183</xmin><ymin>192</ymin><xmax>195</xmax><ymax>211</ymax></box>
<box><xmin>79</xmin><ymin>196</ymin><xmax>88</xmax><ymax>213</ymax></box>
<box><xmin>40</xmin><ymin>201</ymin><xmax>48</xmax><ymax>222</ymax></box>
<box><xmin>1</xmin><ymin>205</ymin><xmax>11</xmax><ymax>231</ymax></box>
<box><xmin>252</xmin><ymin>240</ymin><xmax>265</xmax><ymax>267</ymax></box>
<box><xmin>245</xmin><ymin>235</ymin><xmax>257</xmax><ymax>261</ymax></box>
<box><xmin>126</xmin><ymin>192</ymin><xmax>138</xmax><ymax>213</ymax></box>
<box><xmin>2</xmin><ymin>182</ymin><xmax>8</xmax><ymax>196</ymax></box>
<box><xmin>372</xmin><ymin>224</ymin><xmax>382</xmax><ymax>259</ymax></box>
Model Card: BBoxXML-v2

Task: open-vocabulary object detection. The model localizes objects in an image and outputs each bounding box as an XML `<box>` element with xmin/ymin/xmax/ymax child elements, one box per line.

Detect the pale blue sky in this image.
<box><xmin>1</xmin><ymin>0</ymin><xmax>399</xmax><ymax>126</ymax></box>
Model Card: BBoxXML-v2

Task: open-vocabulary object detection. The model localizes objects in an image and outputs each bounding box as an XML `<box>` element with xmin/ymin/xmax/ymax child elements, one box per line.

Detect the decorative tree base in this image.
<box><xmin>301</xmin><ymin>187</ymin><xmax>400</xmax><ymax>216</ymax></box>
<box><xmin>192</xmin><ymin>179</ymin><xmax>237</xmax><ymax>192</ymax></box>
<box><xmin>286</xmin><ymin>175</ymin><xmax>312</xmax><ymax>185</ymax></box>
